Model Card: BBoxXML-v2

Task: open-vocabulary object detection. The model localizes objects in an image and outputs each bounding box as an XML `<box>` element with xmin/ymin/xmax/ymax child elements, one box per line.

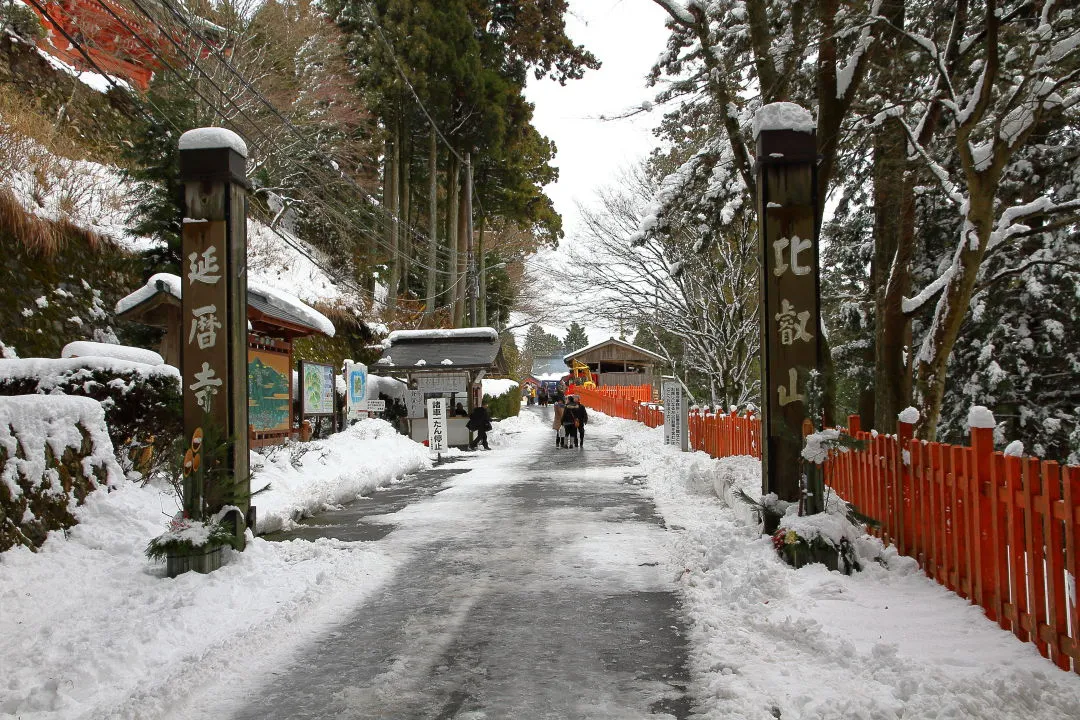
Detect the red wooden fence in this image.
<box><xmin>576</xmin><ymin>387</ymin><xmax>1080</xmax><ymax>673</ymax></box>
<box><xmin>569</xmin><ymin>384</ymin><xmax>653</xmax><ymax>403</ymax></box>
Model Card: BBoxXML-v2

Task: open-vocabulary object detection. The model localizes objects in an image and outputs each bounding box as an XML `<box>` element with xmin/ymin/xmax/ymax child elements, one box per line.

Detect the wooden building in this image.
<box><xmin>374</xmin><ymin>328</ymin><xmax>507</xmax><ymax>448</ymax></box>
<box><xmin>115</xmin><ymin>273</ymin><xmax>334</xmax><ymax>447</ymax></box>
<box><xmin>563</xmin><ymin>337</ymin><xmax>665</xmax><ymax>390</ymax></box>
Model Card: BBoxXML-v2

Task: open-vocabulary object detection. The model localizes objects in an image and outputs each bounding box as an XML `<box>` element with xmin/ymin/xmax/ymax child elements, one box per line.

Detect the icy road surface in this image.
<box><xmin>231</xmin><ymin>408</ymin><xmax>693</xmax><ymax>718</ymax></box>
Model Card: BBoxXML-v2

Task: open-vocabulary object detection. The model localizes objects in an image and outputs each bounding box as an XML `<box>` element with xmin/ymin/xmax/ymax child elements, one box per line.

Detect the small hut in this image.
<box><xmin>374</xmin><ymin>328</ymin><xmax>507</xmax><ymax>447</ymax></box>
<box><xmin>114</xmin><ymin>273</ymin><xmax>335</xmax><ymax>447</ymax></box>
<box><xmin>563</xmin><ymin>337</ymin><xmax>665</xmax><ymax>391</ymax></box>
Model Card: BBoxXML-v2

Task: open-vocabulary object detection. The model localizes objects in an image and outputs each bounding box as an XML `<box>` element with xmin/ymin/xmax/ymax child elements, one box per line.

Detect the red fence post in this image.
<box><xmin>897</xmin><ymin>420</ymin><xmax>914</xmax><ymax>555</ymax></box>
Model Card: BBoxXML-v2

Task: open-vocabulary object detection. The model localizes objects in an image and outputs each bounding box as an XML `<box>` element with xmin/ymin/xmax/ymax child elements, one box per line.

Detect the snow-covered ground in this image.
<box><xmin>593</xmin><ymin>411</ymin><xmax>1080</xmax><ymax>719</ymax></box>
<box><xmin>2</xmin><ymin>411</ymin><xmax>1078</xmax><ymax>719</ymax></box>
<box><xmin>0</xmin><ymin>419</ymin><xmax>429</xmax><ymax>719</ymax></box>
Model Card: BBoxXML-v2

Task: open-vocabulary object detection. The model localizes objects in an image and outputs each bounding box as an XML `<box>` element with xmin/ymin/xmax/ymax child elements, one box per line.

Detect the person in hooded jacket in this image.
<box><xmin>564</xmin><ymin>395</ymin><xmax>588</xmax><ymax>448</ymax></box>
<box><xmin>562</xmin><ymin>395</ymin><xmax>582</xmax><ymax>448</ymax></box>
<box><xmin>552</xmin><ymin>398</ymin><xmax>567</xmax><ymax>448</ymax></box>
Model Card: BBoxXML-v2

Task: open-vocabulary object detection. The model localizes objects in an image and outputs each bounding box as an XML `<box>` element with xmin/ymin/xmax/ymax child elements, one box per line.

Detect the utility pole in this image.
<box><xmin>465</xmin><ymin>152</ymin><xmax>477</xmax><ymax>327</ymax></box>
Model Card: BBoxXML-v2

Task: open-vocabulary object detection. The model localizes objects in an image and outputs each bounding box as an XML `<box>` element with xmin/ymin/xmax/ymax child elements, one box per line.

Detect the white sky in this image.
<box><xmin>517</xmin><ymin>0</ymin><xmax>672</xmax><ymax>343</ymax></box>
<box><xmin>525</xmin><ymin>0</ymin><xmax>670</xmax><ymax>241</ymax></box>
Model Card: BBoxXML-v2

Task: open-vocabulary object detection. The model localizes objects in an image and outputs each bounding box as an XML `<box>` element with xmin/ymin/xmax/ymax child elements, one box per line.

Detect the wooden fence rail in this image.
<box><xmin>575</xmin><ymin>387</ymin><xmax>1080</xmax><ymax>674</ymax></box>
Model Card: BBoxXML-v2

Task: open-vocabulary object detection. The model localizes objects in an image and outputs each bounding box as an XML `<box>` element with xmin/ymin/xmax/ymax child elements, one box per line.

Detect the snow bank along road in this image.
<box><xmin>185</xmin><ymin>407</ymin><xmax>693</xmax><ymax>719</ymax></box>
<box><xmin>6</xmin><ymin>409</ymin><xmax>1080</xmax><ymax>719</ymax></box>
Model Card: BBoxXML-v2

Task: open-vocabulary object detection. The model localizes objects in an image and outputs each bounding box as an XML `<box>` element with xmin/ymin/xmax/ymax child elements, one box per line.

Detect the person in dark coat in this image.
<box><xmin>453</xmin><ymin>402</ymin><xmax>469</xmax><ymax>417</ymax></box>
<box><xmin>564</xmin><ymin>395</ymin><xmax>588</xmax><ymax>448</ymax></box>
<box><xmin>562</xmin><ymin>396</ymin><xmax>582</xmax><ymax>448</ymax></box>
<box><xmin>468</xmin><ymin>402</ymin><xmax>492</xmax><ymax>450</ymax></box>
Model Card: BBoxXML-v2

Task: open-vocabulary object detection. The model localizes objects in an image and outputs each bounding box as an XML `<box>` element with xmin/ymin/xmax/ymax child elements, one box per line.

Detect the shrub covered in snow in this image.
<box><xmin>0</xmin><ymin>395</ymin><xmax>121</xmax><ymax>551</ymax></box>
<box><xmin>482</xmin><ymin>378</ymin><xmax>520</xmax><ymax>420</ymax></box>
<box><xmin>0</xmin><ymin>358</ymin><xmax>181</xmax><ymax>472</ymax></box>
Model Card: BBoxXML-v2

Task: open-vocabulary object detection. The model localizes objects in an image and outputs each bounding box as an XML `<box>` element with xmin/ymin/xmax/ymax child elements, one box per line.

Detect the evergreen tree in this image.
<box><xmin>563</xmin><ymin>322</ymin><xmax>588</xmax><ymax>354</ymax></box>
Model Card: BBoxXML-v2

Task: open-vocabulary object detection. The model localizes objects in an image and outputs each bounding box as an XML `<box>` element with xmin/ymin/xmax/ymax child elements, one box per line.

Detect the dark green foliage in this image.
<box><xmin>120</xmin><ymin>83</ymin><xmax>198</xmax><ymax>277</ymax></box>
<box><xmin>0</xmin><ymin>420</ymin><xmax>108</xmax><ymax>553</ymax></box>
<box><xmin>482</xmin><ymin>383</ymin><xmax>520</xmax><ymax>420</ymax></box>
<box><xmin>0</xmin><ymin>368</ymin><xmax>182</xmax><ymax>472</ymax></box>
<box><xmin>0</xmin><ymin>211</ymin><xmax>145</xmax><ymax>361</ymax></box>
<box><xmin>563</xmin><ymin>321</ymin><xmax>588</xmax><ymax>354</ymax></box>
<box><xmin>0</xmin><ymin>0</ymin><xmax>45</xmax><ymax>42</ymax></box>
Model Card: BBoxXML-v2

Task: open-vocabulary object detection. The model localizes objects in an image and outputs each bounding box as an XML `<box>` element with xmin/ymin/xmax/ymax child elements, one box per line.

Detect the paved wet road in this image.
<box><xmin>235</xmin><ymin>409</ymin><xmax>695</xmax><ymax>719</ymax></box>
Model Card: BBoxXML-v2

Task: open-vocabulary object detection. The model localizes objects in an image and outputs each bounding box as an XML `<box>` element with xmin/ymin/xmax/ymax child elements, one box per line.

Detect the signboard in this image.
<box><xmin>427</xmin><ymin>398</ymin><xmax>448</xmax><ymax>453</ymax></box>
<box><xmin>416</xmin><ymin>372</ymin><xmax>468</xmax><ymax>395</ymax></box>
<box><xmin>345</xmin><ymin>361</ymin><xmax>368</xmax><ymax>421</ymax></box>
<box><xmin>755</xmin><ymin>113</ymin><xmax>821</xmax><ymax>504</ymax></box>
<box><xmin>662</xmin><ymin>380</ymin><xmax>689</xmax><ymax>451</ymax></box>
<box><xmin>363</xmin><ymin>399</ymin><xmax>386</xmax><ymax>412</ymax></box>
<box><xmin>301</xmin><ymin>361</ymin><xmax>335</xmax><ymax>416</ymax></box>
<box><xmin>248</xmin><ymin>349</ymin><xmax>291</xmax><ymax>433</ymax></box>
<box><xmin>405</xmin><ymin>389</ymin><xmax>425</xmax><ymax>418</ymax></box>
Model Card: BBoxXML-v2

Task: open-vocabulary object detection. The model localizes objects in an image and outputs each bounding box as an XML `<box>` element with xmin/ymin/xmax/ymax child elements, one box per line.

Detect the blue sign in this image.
<box><xmin>346</xmin><ymin>362</ymin><xmax>367</xmax><ymax>419</ymax></box>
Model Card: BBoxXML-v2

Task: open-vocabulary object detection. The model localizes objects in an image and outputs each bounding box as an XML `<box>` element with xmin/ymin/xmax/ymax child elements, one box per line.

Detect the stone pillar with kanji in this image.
<box><xmin>754</xmin><ymin>103</ymin><xmax>823</xmax><ymax>511</ymax></box>
<box><xmin>179</xmin><ymin>127</ymin><xmax>250</xmax><ymax>550</ymax></box>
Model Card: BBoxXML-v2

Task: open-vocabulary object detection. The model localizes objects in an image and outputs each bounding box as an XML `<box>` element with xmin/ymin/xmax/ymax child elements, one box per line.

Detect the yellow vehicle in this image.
<box><xmin>569</xmin><ymin>359</ymin><xmax>596</xmax><ymax>389</ymax></box>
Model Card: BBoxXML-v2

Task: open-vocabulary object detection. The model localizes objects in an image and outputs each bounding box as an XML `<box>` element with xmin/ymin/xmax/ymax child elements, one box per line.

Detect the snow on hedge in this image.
<box><xmin>0</xmin><ymin>395</ymin><xmax>122</xmax><ymax>498</ymax></box>
<box><xmin>481</xmin><ymin>378</ymin><xmax>519</xmax><ymax>398</ymax></box>
<box><xmin>0</xmin><ymin>357</ymin><xmax>179</xmax><ymax>390</ymax></box>
<box><xmin>61</xmin><ymin>341</ymin><xmax>164</xmax><ymax>366</ymax></box>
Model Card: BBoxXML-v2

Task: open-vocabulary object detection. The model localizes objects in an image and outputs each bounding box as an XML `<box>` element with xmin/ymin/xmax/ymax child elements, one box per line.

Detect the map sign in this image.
<box><xmin>301</xmin><ymin>361</ymin><xmax>335</xmax><ymax>416</ymax></box>
<box><xmin>247</xmin><ymin>350</ymin><xmax>291</xmax><ymax>432</ymax></box>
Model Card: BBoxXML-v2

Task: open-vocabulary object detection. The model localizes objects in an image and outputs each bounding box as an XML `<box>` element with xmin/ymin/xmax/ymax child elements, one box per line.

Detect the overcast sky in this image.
<box><xmin>517</xmin><ymin>0</ymin><xmax>672</xmax><ymax>342</ymax></box>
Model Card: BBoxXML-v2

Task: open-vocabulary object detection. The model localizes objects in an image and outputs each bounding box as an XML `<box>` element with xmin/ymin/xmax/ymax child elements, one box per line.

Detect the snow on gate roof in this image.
<box><xmin>376</xmin><ymin>327</ymin><xmax>503</xmax><ymax>372</ymax></box>
<box><xmin>562</xmin><ymin>337</ymin><xmax>665</xmax><ymax>365</ymax></box>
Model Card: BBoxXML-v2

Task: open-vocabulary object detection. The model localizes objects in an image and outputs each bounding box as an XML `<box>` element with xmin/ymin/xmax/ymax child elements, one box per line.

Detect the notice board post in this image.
<box><xmin>179</xmin><ymin>127</ymin><xmax>250</xmax><ymax>551</ymax></box>
<box><xmin>754</xmin><ymin>104</ymin><xmax>823</xmax><ymax>512</ymax></box>
<box><xmin>662</xmin><ymin>379</ymin><xmax>688</xmax><ymax>452</ymax></box>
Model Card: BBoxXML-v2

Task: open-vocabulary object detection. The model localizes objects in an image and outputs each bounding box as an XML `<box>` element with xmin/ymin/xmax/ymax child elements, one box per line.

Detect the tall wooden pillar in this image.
<box><xmin>179</xmin><ymin>128</ymin><xmax>250</xmax><ymax>550</ymax></box>
<box><xmin>755</xmin><ymin>105</ymin><xmax>822</xmax><ymax>509</ymax></box>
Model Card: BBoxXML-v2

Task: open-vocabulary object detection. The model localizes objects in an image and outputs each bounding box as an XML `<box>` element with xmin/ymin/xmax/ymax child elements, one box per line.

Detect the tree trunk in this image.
<box><xmin>386</xmin><ymin>121</ymin><xmax>400</xmax><ymax>314</ymax></box>
<box><xmin>453</xmin><ymin>164</ymin><xmax>469</xmax><ymax>328</ymax></box>
<box><xmin>447</xmin><ymin>153</ymin><xmax>460</xmax><ymax>325</ymax></box>
<box><xmin>424</xmin><ymin>130</ymin><xmax>438</xmax><ymax>321</ymax></box>
<box><xmin>916</xmin><ymin>194</ymin><xmax>995</xmax><ymax>438</ymax></box>
<box><xmin>477</xmin><ymin>216</ymin><xmax>487</xmax><ymax>326</ymax></box>
<box><xmin>398</xmin><ymin>114</ymin><xmax>411</xmax><ymax>301</ymax></box>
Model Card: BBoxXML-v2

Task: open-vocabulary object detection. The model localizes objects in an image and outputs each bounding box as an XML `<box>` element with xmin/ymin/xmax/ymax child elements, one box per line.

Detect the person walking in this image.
<box><xmin>467</xmin><ymin>401</ymin><xmax>493</xmax><ymax>450</ymax></box>
<box><xmin>561</xmin><ymin>395</ymin><xmax>588</xmax><ymax>448</ymax></box>
<box><xmin>552</xmin><ymin>397</ymin><xmax>567</xmax><ymax>448</ymax></box>
<box><xmin>562</xmin><ymin>395</ymin><xmax>581</xmax><ymax>448</ymax></box>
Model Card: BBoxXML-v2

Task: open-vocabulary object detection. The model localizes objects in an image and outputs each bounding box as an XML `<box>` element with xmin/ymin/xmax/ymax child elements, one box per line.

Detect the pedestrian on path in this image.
<box><xmin>552</xmin><ymin>398</ymin><xmax>567</xmax><ymax>448</ymax></box>
<box><xmin>468</xmin><ymin>402</ymin><xmax>493</xmax><ymax>450</ymax></box>
<box><xmin>562</xmin><ymin>395</ymin><xmax>581</xmax><ymax>448</ymax></box>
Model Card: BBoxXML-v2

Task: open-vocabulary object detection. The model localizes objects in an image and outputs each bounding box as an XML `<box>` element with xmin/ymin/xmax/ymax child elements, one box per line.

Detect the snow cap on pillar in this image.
<box><xmin>752</xmin><ymin>102</ymin><xmax>816</xmax><ymax>139</ymax></box>
<box><xmin>179</xmin><ymin>127</ymin><xmax>248</xmax><ymax>158</ymax></box>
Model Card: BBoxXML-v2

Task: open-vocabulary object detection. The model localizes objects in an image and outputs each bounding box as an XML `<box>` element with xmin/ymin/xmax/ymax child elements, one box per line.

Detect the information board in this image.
<box><xmin>344</xmin><ymin>361</ymin><xmax>368</xmax><ymax>421</ymax></box>
<box><xmin>416</xmin><ymin>372</ymin><xmax>468</xmax><ymax>394</ymax></box>
<box><xmin>662</xmin><ymin>380</ymin><xmax>689</xmax><ymax>451</ymax></box>
<box><xmin>405</xmin><ymin>389</ymin><xmax>425</xmax><ymax>418</ymax></box>
<box><xmin>301</xmin><ymin>361</ymin><xmax>335</xmax><ymax>416</ymax></box>
<box><xmin>364</xmin><ymin>399</ymin><xmax>386</xmax><ymax>412</ymax></box>
<box><xmin>427</xmin><ymin>398</ymin><xmax>448</xmax><ymax>453</ymax></box>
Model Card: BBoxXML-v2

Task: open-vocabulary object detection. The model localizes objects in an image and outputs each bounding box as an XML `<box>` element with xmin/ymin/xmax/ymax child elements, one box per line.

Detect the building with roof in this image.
<box><xmin>563</xmin><ymin>337</ymin><xmax>666</xmax><ymax>392</ymax></box>
<box><xmin>375</xmin><ymin>328</ymin><xmax>508</xmax><ymax>447</ymax></box>
<box><xmin>115</xmin><ymin>273</ymin><xmax>335</xmax><ymax>447</ymax></box>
